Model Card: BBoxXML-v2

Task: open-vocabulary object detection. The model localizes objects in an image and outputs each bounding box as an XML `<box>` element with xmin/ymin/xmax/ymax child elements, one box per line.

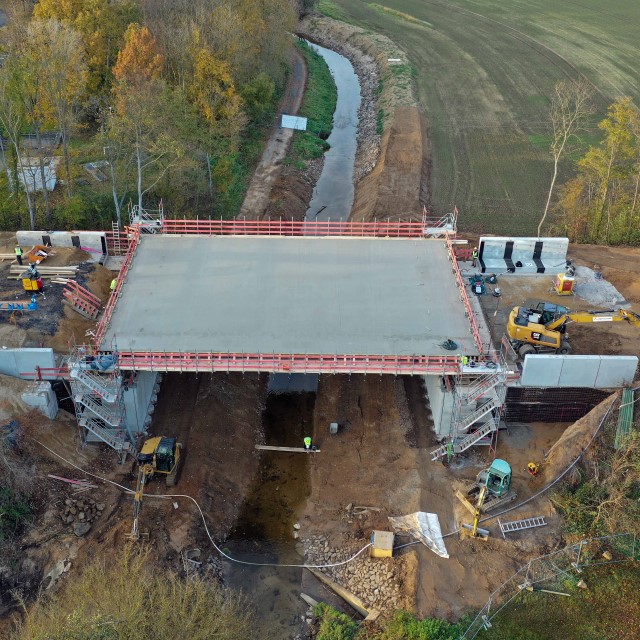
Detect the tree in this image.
<box><xmin>113</xmin><ymin>23</ymin><xmax>164</xmax><ymax>86</ymax></box>
<box><xmin>33</xmin><ymin>0</ymin><xmax>140</xmax><ymax>93</ymax></box>
<box><xmin>297</xmin><ymin>0</ymin><xmax>320</xmax><ymax>17</ymax></box>
<box><xmin>537</xmin><ymin>79</ymin><xmax>593</xmax><ymax>237</ymax></box>
<box><xmin>556</xmin><ymin>97</ymin><xmax>640</xmax><ymax>245</ymax></box>
<box><xmin>0</xmin><ymin>43</ymin><xmax>38</xmax><ymax>228</ymax></box>
<box><xmin>12</xmin><ymin>547</ymin><xmax>255</xmax><ymax>640</ymax></box>
<box><xmin>26</xmin><ymin>19</ymin><xmax>88</xmax><ymax>198</ymax></box>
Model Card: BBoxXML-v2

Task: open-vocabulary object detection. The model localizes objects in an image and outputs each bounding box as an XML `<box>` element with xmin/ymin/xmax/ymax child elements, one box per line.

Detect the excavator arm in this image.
<box><xmin>546</xmin><ymin>308</ymin><xmax>640</xmax><ymax>331</ymax></box>
<box><xmin>129</xmin><ymin>464</ymin><xmax>153</xmax><ymax>540</ymax></box>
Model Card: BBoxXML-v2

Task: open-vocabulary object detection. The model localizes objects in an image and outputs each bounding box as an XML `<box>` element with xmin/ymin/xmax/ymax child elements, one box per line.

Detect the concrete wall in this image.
<box><xmin>0</xmin><ymin>348</ymin><xmax>56</xmax><ymax>378</ymax></box>
<box><xmin>478</xmin><ymin>237</ymin><xmax>568</xmax><ymax>274</ymax></box>
<box><xmin>423</xmin><ymin>375</ymin><xmax>454</xmax><ymax>439</ymax></box>
<box><xmin>21</xmin><ymin>381</ymin><xmax>58</xmax><ymax>419</ymax></box>
<box><xmin>520</xmin><ymin>355</ymin><xmax>638</xmax><ymax>388</ymax></box>
<box><xmin>123</xmin><ymin>371</ymin><xmax>160</xmax><ymax>438</ymax></box>
<box><xmin>17</xmin><ymin>230</ymin><xmax>107</xmax><ymax>261</ymax></box>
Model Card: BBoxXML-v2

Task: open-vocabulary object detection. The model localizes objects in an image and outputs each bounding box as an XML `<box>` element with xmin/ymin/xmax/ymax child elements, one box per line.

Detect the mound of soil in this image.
<box><xmin>541</xmin><ymin>394</ymin><xmax>617</xmax><ymax>482</ymax></box>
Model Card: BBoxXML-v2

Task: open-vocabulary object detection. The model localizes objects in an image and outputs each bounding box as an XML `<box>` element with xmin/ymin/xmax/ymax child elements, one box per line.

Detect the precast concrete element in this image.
<box><xmin>423</xmin><ymin>375</ymin><xmax>455</xmax><ymax>439</ymax></box>
<box><xmin>477</xmin><ymin>237</ymin><xmax>568</xmax><ymax>275</ymax></box>
<box><xmin>519</xmin><ymin>354</ymin><xmax>638</xmax><ymax>388</ymax></box>
<box><xmin>0</xmin><ymin>348</ymin><xmax>56</xmax><ymax>379</ymax></box>
<box><xmin>102</xmin><ymin>235</ymin><xmax>482</xmax><ymax>363</ymax></box>
<box><xmin>17</xmin><ymin>230</ymin><xmax>107</xmax><ymax>261</ymax></box>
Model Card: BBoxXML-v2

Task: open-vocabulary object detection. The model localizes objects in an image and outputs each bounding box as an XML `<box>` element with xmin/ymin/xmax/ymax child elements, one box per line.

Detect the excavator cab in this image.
<box><xmin>524</xmin><ymin>301</ymin><xmax>570</xmax><ymax>325</ymax></box>
<box><xmin>477</xmin><ymin>459</ymin><xmax>512</xmax><ymax>497</ymax></box>
<box><xmin>136</xmin><ymin>436</ymin><xmax>181</xmax><ymax>486</ymax></box>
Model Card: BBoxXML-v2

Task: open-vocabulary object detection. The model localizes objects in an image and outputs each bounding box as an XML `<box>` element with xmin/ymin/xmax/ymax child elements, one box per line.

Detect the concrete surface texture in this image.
<box><xmin>102</xmin><ymin>235</ymin><xmax>477</xmax><ymax>356</ymax></box>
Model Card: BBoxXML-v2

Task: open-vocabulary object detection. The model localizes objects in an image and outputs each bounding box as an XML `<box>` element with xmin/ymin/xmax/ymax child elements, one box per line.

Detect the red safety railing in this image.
<box><xmin>160</xmin><ymin>218</ymin><xmax>429</xmax><ymax>238</ymax></box>
<box><xmin>94</xmin><ymin>227</ymin><xmax>141</xmax><ymax>347</ymax></box>
<box><xmin>115</xmin><ymin>351</ymin><xmax>461</xmax><ymax>375</ymax></box>
<box><xmin>454</xmin><ymin>247</ymin><xmax>472</xmax><ymax>261</ymax></box>
<box><xmin>20</xmin><ymin>366</ymin><xmax>70</xmax><ymax>380</ymax></box>
<box><xmin>446</xmin><ymin>234</ymin><xmax>483</xmax><ymax>353</ymax></box>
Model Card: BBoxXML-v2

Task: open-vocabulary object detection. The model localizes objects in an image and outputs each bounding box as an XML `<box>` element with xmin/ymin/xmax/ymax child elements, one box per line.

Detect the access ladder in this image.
<box><xmin>498</xmin><ymin>516</ymin><xmax>547</xmax><ymax>538</ymax></box>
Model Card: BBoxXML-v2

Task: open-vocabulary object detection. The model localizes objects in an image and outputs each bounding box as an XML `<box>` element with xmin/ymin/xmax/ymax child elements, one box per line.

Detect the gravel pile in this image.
<box><xmin>573</xmin><ymin>266</ymin><xmax>629</xmax><ymax>308</ymax></box>
<box><xmin>303</xmin><ymin>534</ymin><xmax>412</xmax><ymax>612</ymax></box>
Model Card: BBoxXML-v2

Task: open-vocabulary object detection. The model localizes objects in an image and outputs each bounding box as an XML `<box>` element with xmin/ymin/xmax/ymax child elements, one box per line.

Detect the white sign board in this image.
<box><xmin>281</xmin><ymin>114</ymin><xmax>308</xmax><ymax>131</ymax></box>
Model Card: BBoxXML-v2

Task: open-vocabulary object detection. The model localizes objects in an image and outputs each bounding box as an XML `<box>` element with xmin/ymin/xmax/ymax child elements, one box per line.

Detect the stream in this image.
<box><xmin>223</xmin><ymin>42</ymin><xmax>361</xmax><ymax>637</ymax></box>
<box><xmin>222</xmin><ymin>375</ymin><xmax>317</xmax><ymax>638</ymax></box>
<box><xmin>305</xmin><ymin>42</ymin><xmax>362</xmax><ymax>222</ymax></box>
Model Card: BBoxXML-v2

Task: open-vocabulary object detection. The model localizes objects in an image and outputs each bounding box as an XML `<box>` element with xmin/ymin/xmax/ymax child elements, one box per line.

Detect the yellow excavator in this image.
<box><xmin>507</xmin><ymin>301</ymin><xmax>640</xmax><ymax>359</ymax></box>
<box><xmin>128</xmin><ymin>436</ymin><xmax>182</xmax><ymax>541</ymax></box>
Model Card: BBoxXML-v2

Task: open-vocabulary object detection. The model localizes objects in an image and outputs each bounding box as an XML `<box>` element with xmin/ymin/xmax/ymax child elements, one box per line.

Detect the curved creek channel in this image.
<box><xmin>222</xmin><ymin>46</ymin><xmax>361</xmax><ymax>637</ymax></box>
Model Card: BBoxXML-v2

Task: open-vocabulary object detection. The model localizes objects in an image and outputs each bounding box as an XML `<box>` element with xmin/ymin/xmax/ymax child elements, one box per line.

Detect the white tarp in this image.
<box><xmin>388</xmin><ymin>512</ymin><xmax>449</xmax><ymax>558</ymax></box>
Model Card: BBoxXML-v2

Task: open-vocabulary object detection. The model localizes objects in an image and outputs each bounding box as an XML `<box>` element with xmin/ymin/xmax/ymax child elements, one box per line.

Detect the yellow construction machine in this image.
<box><xmin>128</xmin><ymin>436</ymin><xmax>182</xmax><ymax>540</ymax></box>
<box><xmin>456</xmin><ymin>459</ymin><xmax>517</xmax><ymax>540</ymax></box>
<box><xmin>507</xmin><ymin>302</ymin><xmax>640</xmax><ymax>359</ymax></box>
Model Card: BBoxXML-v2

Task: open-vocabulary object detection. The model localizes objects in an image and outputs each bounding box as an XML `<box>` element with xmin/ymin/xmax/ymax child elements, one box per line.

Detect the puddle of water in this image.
<box><xmin>223</xmin><ymin>383</ymin><xmax>316</xmax><ymax>638</ymax></box>
<box><xmin>305</xmin><ymin>42</ymin><xmax>361</xmax><ymax>221</ymax></box>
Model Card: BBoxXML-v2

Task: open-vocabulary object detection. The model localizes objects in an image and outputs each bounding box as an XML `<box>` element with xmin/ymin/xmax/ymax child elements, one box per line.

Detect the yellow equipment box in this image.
<box><xmin>554</xmin><ymin>272</ymin><xmax>575</xmax><ymax>296</ymax></box>
<box><xmin>22</xmin><ymin>276</ymin><xmax>43</xmax><ymax>292</ymax></box>
<box><xmin>370</xmin><ymin>530</ymin><xmax>394</xmax><ymax>558</ymax></box>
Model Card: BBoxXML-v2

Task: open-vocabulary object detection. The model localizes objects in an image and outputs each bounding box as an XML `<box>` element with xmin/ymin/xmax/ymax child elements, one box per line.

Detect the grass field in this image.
<box><xmin>324</xmin><ymin>0</ymin><xmax>640</xmax><ymax>234</ymax></box>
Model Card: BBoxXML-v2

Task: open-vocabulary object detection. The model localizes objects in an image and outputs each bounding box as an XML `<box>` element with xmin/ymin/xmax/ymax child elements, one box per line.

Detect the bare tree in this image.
<box><xmin>538</xmin><ymin>79</ymin><xmax>593</xmax><ymax>238</ymax></box>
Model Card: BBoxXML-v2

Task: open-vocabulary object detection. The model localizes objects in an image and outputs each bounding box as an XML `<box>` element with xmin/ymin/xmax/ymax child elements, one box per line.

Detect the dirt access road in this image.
<box><xmin>239</xmin><ymin>47</ymin><xmax>307</xmax><ymax>220</ymax></box>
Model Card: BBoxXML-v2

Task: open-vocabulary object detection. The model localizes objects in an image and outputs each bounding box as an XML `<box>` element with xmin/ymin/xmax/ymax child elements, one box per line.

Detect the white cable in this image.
<box><xmin>35</xmin><ymin>439</ymin><xmax>135</xmax><ymax>494</ymax></box>
<box><xmin>34</xmin><ymin>439</ymin><xmax>371</xmax><ymax>569</ymax></box>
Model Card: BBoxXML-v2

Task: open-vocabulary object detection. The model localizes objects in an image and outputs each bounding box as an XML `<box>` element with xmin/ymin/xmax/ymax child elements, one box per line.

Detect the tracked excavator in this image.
<box><xmin>456</xmin><ymin>459</ymin><xmax>517</xmax><ymax>539</ymax></box>
<box><xmin>128</xmin><ymin>436</ymin><xmax>182</xmax><ymax>541</ymax></box>
<box><xmin>507</xmin><ymin>302</ymin><xmax>640</xmax><ymax>359</ymax></box>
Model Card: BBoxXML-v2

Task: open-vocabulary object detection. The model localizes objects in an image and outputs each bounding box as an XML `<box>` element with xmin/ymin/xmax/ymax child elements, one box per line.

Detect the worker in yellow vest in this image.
<box><xmin>303</xmin><ymin>436</ymin><xmax>312</xmax><ymax>451</ymax></box>
<box><xmin>472</xmin><ymin>247</ymin><xmax>478</xmax><ymax>268</ymax></box>
<box><xmin>15</xmin><ymin>244</ymin><xmax>23</xmax><ymax>266</ymax></box>
<box><xmin>110</xmin><ymin>278</ymin><xmax>117</xmax><ymax>293</ymax></box>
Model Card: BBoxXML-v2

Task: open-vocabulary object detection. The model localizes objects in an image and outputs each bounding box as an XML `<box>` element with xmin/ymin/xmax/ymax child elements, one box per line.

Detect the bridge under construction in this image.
<box><xmin>61</xmin><ymin>218</ymin><xmax>505</xmax><ymax>457</ymax></box>
<box><xmin>98</xmin><ymin>221</ymin><xmax>485</xmax><ymax>375</ymax></box>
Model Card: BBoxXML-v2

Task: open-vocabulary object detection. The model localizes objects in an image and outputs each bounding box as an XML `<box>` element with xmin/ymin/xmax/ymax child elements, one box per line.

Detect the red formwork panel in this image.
<box><xmin>115</xmin><ymin>351</ymin><xmax>462</xmax><ymax>375</ymax></box>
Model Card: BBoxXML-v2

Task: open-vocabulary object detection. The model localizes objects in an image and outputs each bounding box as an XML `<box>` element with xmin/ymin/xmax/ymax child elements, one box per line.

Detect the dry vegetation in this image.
<box><xmin>10</xmin><ymin>547</ymin><xmax>256</xmax><ymax>640</ymax></box>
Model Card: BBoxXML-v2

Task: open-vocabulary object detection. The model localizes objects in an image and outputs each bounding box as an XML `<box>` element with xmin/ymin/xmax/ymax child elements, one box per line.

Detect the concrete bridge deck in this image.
<box><xmin>101</xmin><ymin>233</ymin><xmax>483</xmax><ymax>373</ymax></box>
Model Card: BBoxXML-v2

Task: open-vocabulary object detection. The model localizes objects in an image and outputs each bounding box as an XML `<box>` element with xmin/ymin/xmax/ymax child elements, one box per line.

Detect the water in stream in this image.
<box><xmin>223</xmin><ymin>375</ymin><xmax>317</xmax><ymax>638</ymax></box>
<box><xmin>223</xmin><ymin>40</ymin><xmax>361</xmax><ymax>636</ymax></box>
<box><xmin>305</xmin><ymin>42</ymin><xmax>361</xmax><ymax>221</ymax></box>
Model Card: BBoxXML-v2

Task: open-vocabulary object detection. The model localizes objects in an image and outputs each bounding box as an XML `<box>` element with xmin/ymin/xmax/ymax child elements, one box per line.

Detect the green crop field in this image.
<box><xmin>324</xmin><ymin>0</ymin><xmax>640</xmax><ymax>234</ymax></box>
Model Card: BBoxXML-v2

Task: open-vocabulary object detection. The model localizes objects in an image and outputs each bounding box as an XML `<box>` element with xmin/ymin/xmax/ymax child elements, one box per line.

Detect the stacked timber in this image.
<box><xmin>8</xmin><ymin>264</ymin><xmax>79</xmax><ymax>279</ymax></box>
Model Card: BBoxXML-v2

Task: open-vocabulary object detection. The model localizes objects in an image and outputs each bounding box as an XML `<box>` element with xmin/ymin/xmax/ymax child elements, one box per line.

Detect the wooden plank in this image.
<box><xmin>255</xmin><ymin>445</ymin><xmax>321</xmax><ymax>453</ymax></box>
<box><xmin>455</xmin><ymin>489</ymin><xmax>477</xmax><ymax>516</ymax></box>
<box><xmin>300</xmin><ymin>592</ymin><xmax>319</xmax><ymax>608</ymax></box>
<box><xmin>306</xmin><ymin>568</ymin><xmax>369</xmax><ymax>618</ymax></box>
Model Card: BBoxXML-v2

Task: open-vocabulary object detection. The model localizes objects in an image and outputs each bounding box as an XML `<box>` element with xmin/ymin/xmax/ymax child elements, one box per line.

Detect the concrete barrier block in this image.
<box><xmin>595</xmin><ymin>356</ymin><xmax>638</xmax><ymax>388</ymax></box>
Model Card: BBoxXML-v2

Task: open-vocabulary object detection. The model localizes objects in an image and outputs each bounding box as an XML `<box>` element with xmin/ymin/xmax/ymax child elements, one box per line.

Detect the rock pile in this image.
<box><xmin>59</xmin><ymin>496</ymin><xmax>105</xmax><ymax>536</ymax></box>
<box><xmin>303</xmin><ymin>535</ymin><xmax>411</xmax><ymax>612</ymax></box>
